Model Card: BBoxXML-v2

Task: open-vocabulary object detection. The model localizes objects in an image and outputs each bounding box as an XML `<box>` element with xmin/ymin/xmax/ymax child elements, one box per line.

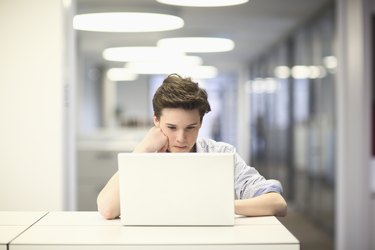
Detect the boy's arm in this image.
<box><xmin>134</xmin><ymin>126</ymin><xmax>168</xmax><ymax>153</ymax></box>
<box><xmin>97</xmin><ymin>126</ymin><xmax>168</xmax><ymax>219</ymax></box>
<box><xmin>234</xmin><ymin>192</ymin><xmax>287</xmax><ymax>217</ymax></box>
<box><xmin>97</xmin><ymin>172</ymin><xmax>120</xmax><ymax>219</ymax></box>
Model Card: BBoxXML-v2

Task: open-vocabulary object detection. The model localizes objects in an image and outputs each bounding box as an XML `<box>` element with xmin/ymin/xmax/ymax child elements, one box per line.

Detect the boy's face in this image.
<box><xmin>154</xmin><ymin>108</ymin><xmax>201</xmax><ymax>153</ymax></box>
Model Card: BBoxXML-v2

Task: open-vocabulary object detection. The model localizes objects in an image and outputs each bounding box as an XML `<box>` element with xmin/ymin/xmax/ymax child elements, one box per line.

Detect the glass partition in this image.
<box><xmin>249</xmin><ymin>4</ymin><xmax>335</xmax><ymax>235</ymax></box>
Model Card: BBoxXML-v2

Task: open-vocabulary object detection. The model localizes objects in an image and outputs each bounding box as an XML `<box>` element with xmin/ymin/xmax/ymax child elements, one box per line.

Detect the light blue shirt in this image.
<box><xmin>196</xmin><ymin>138</ymin><xmax>283</xmax><ymax>200</ymax></box>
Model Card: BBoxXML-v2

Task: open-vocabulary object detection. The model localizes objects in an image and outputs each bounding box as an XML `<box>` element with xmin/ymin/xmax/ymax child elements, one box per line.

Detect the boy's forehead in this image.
<box><xmin>159</xmin><ymin>108</ymin><xmax>200</xmax><ymax>120</ymax></box>
<box><xmin>160</xmin><ymin>107</ymin><xmax>199</xmax><ymax>114</ymax></box>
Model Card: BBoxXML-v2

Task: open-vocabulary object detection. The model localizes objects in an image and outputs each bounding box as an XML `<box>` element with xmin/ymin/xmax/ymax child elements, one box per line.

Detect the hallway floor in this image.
<box><xmin>277</xmin><ymin>207</ymin><xmax>334</xmax><ymax>250</ymax></box>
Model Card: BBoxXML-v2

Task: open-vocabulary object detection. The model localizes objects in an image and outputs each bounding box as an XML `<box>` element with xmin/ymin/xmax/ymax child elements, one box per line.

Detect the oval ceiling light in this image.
<box><xmin>73</xmin><ymin>12</ymin><xmax>184</xmax><ymax>32</ymax></box>
<box><xmin>188</xmin><ymin>66</ymin><xmax>218</xmax><ymax>79</ymax></box>
<box><xmin>156</xmin><ymin>0</ymin><xmax>248</xmax><ymax>7</ymax></box>
<box><xmin>125</xmin><ymin>62</ymin><xmax>217</xmax><ymax>78</ymax></box>
<box><xmin>103</xmin><ymin>47</ymin><xmax>185</xmax><ymax>62</ymax></box>
<box><xmin>126</xmin><ymin>61</ymin><xmax>203</xmax><ymax>72</ymax></box>
<box><xmin>106</xmin><ymin>68</ymin><xmax>138</xmax><ymax>82</ymax></box>
<box><xmin>124</xmin><ymin>55</ymin><xmax>203</xmax><ymax>65</ymax></box>
<box><xmin>157</xmin><ymin>37</ymin><xmax>235</xmax><ymax>53</ymax></box>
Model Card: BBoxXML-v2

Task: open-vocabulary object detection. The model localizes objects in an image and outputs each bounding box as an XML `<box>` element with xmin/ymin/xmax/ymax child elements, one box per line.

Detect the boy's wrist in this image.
<box><xmin>133</xmin><ymin>142</ymin><xmax>155</xmax><ymax>153</ymax></box>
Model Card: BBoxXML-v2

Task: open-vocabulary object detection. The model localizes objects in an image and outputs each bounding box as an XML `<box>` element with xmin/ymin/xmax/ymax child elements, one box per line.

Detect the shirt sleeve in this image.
<box><xmin>234</xmin><ymin>153</ymin><xmax>283</xmax><ymax>199</ymax></box>
<box><xmin>196</xmin><ymin>138</ymin><xmax>283</xmax><ymax>200</ymax></box>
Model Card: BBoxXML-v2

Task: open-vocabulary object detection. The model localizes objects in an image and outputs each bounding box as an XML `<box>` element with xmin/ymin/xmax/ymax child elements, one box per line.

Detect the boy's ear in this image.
<box><xmin>153</xmin><ymin>115</ymin><xmax>160</xmax><ymax>127</ymax></box>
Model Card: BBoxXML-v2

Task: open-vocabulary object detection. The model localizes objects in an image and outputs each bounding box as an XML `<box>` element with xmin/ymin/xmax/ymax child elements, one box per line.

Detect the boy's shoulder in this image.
<box><xmin>196</xmin><ymin>138</ymin><xmax>235</xmax><ymax>153</ymax></box>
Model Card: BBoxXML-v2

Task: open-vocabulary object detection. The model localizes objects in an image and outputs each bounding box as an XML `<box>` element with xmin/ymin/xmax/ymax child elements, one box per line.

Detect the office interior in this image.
<box><xmin>0</xmin><ymin>0</ymin><xmax>374</xmax><ymax>249</ymax></box>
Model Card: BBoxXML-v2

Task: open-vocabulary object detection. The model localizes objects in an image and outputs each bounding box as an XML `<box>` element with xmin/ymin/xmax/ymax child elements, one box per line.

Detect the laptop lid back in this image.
<box><xmin>118</xmin><ymin>152</ymin><xmax>235</xmax><ymax>226</ymax></box>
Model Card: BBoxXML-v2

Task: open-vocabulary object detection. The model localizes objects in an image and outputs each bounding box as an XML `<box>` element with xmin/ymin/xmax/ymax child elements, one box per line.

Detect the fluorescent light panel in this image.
<box><xmin>157</xmin><ymin>37</ymin><xmax>235</xmax><ymax>53</ymax></box>
<box><xmin>156</xmin><ymin>0</ymin><xmax>249</xmax><ymax>7</ymax></box>
<box><xmin>103</xmin><ymin>47</ymin><xmax>185</xmax><ymax>62</ymax></box>
<box><xmin>107</xmin><ymin>68</ymin><xmax>138</xmax><ymax>81</ymax></box>
<box><xmin>124</xmin><ymin>55</ymin><xmax>203</xmax><ymax>65</ymax></box>
<box><xmin>125</xmin><ymin>62</ymin><xmax>218</xmax><ymax>79</ymax></box>
<box><xmin>73</xmin><ymin>12</ymin><xmax>184</xmax><ymax>32</ymax></box>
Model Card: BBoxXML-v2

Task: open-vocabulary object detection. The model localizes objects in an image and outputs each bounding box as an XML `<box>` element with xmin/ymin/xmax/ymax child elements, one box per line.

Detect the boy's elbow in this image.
<box><xmin>98</xmin><ymin>206</ymin><xmax>117</xmax><ymax>220</ymax></box>
<box><xmin>97</xmin><ymin>196</ymin><xmax>119</xmax><ymax>220</ymax></box>
<box><xmin>274</xmin><ymin>194</ymin><xmax>287</xmax><ymax>217</ymax></box>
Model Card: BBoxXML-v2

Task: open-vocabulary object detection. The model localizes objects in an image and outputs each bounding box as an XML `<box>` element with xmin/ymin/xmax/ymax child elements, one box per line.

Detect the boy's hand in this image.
<box><xmin>133</xmin><ymin>126</ymin><xmax>169</xmax><ymax>153</ymax></box>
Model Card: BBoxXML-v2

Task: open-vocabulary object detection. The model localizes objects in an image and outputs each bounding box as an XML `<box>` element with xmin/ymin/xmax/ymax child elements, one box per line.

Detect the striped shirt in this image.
<box><xmin>196</xmin><ymin>138</ymin><xmax>283</xmax><ymax>200</ymax></box>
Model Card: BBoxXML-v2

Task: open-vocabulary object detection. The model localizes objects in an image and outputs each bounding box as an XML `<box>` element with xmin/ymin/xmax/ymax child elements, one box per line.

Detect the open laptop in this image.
<box><xmin>118</xmin><ymin>152</ymin><xmax>235</xmax><ymax>226</ymax></box>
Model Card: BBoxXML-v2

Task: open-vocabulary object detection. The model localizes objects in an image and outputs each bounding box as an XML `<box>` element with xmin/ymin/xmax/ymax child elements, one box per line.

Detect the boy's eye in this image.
<box><xmin>167</xmin><ymin>126</ymin><xmax>176</xmax><ymax>130</ymax></box>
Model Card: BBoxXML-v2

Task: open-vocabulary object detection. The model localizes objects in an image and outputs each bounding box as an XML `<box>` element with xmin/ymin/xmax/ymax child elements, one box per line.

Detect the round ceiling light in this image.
<box><xmin>73</xmin><ymin>12</ymin><xmax>184</xmax><ymax>32</ymax></box>
<box><xmin>156</xmin><ymin>0</ymin><xmax>249</xmax><ymax>7</ymax></box>
<box><xmin>157</xmin><ymin>37</ymin><xmax>235</xmax><ymax>53</ymax></box>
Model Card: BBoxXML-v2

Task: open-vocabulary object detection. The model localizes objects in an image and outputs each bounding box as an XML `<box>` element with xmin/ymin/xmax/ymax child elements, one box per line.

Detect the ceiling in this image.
<box><xmin>76</xmin><ymin>0</ymin><xmax>333</xmax><ymax>76</ymax></box>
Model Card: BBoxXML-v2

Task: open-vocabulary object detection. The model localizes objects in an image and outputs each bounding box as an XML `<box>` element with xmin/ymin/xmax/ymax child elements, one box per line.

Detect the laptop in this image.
<box><xmin>118</xmin><ymin>152</ymin><xmax>235</xmax><ymax>226</ymax></box>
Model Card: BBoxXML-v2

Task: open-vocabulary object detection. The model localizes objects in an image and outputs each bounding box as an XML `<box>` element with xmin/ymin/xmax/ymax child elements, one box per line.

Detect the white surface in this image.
<box><xmin>10</xmin><ymin>212</ymin><xmax>299</xmax><ymax>249</ymax></box>
<box><xmin>0</xmin><ymin>211</ymin><xmax>48</xmax><ymax>248</ymax></box>
<box><xmin>118</xmin><ymin>153</ymin><xmax>235</xmax><ymax>225</ymax></box>
<box><xmin>234</xmin><ymin>215</ymin><xmax>281</xmax><ymax>225</ymax></box>
<box><xmin>0</xmin><ymin>0</ymin><xmax>65</xmax><ymax>210</ymax></box>
<box><xmin>11</xmin><ymin>225</ymin><xmax>299</xmax><ymax>244</ymax></box>
<box><xmin>35</xmin><ymin>211</ymin><xmax>121</xmax><ymax>226</ymax></box>
<box><xmin>11</xmin><ymin>246</ymin><xmax>297</xmax><ymax>250</ymax></box>
<box><xmin>35</xmin><ymin>212</ymin><xmax>278</xmax><ymax>226</ymax></box>
<box><xmin>11</xmin><ymin>212</ymin><xmax>299</xmax><ymax>249</ymax></box>
<box><xmin>0</xmin><ymin>226</ymin><xmax>28</xmax><ymax>244</ymax></box>
<box><xmin>0</xmin><ymin>211</ymin><xmax>47</xmax><ymax>226</ymax></box>
<box><xmin>0</xmin><ymin>211</ymin><xmax>47</xmax><ymax>248</ymax></box>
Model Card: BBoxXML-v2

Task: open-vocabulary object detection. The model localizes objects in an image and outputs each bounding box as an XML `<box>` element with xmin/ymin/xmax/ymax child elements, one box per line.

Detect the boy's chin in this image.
<box><xmin>169</xmin><ymin>146</ymin><xmax>191</xmax><ymax>153</ymax></box>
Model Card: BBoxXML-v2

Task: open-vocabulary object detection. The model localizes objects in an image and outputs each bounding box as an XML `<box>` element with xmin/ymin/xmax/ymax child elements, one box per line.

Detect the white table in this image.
<box><xmin>10</xmin><ymin>212</ymin><xmax>299</xmax><ymax>250</ymax></box>
<box><xmin>0</xmin><ymin>211</ymin><xmax>47</xmax><ymax>250</ymax></box>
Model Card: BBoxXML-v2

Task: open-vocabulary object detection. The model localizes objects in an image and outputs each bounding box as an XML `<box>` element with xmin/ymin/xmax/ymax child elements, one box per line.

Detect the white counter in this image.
<box><xmin>9</xmin><ymin>212</ymin><xmax>299</xmax><ymax>250</ymax></box>
<box><xmin>0</xmin><ymin>211</ymin><xmax>47</xmax><ymax>250</ymax></box>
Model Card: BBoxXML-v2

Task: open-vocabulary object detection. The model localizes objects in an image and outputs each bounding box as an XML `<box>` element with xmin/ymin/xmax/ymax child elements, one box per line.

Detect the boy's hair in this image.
<box><xmin>152</xmin><ymin>74</ymin><xmax>211</xmax><ymax>122</ymax></box>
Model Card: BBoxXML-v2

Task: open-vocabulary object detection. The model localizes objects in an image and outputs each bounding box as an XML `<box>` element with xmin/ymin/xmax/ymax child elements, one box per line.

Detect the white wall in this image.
<box><xmin>0</xmin><ymin>0</ymin><xmax>65</xmax><ymax>210</ymax></box>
